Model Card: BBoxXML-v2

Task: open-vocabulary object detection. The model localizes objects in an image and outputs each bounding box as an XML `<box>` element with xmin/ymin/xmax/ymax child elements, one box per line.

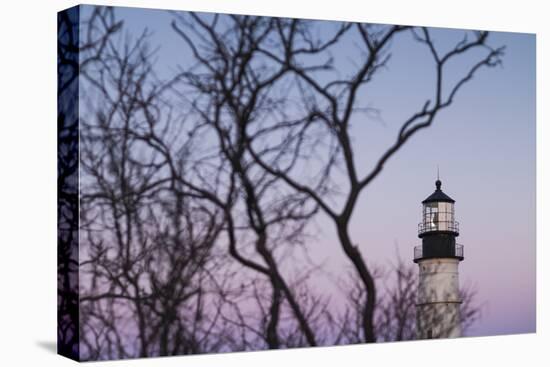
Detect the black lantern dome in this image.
<box><xmin>421</xmin><ymin>179</ymin><xmax>455</xmax><ymax>204</ymax></box>
<box><xmin>414</xmin><ymin>179</ymin><xmax>463</xmax><ymax>263</ymax></box>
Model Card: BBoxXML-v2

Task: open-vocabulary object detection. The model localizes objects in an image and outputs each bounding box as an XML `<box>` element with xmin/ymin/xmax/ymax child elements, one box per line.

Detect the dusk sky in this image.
<box><xmin>84</xmin><ymin>5</ymin><xmax>536</xmax><ymax>338</ymax></box>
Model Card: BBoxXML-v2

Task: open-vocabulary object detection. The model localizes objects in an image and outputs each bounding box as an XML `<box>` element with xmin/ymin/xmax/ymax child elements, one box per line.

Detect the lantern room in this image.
<box><xmin>418</xmin><ymin>179</ymin><xmax>459</xmax><ymax>237</ymax></box>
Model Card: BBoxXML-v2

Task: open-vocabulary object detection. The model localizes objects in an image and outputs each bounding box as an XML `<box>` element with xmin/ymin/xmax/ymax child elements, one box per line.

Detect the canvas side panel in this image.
<box><xmin>57</xmin><ymin>5</ymin><xmax>80</xmax><ymax>361</ymax></box>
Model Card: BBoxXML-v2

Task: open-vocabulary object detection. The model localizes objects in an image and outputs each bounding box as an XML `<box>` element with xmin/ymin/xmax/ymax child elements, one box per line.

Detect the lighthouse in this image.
<box><xmin>414</xmin><ymin>179</ymin><xmax>464</xmax><ymax>339</ymax></box>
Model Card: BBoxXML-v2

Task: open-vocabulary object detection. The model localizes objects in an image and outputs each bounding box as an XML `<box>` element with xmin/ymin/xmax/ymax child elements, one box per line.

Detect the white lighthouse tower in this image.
<box><xmin>414</xmin><ymin>179</ymin><xmax>464</xmax><ymax>339</ymax></box>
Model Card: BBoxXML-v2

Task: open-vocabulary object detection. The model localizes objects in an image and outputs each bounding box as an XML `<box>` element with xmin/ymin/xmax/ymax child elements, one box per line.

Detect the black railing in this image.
<box><xmin>418</xmin><ymin>220</ymin><xmax>459</xmax><ymax>235</ymax></box>
<box><xmin>414</xmin><ymin>243</ymin><xmax>464</xmax><ymax>260</ymax></box>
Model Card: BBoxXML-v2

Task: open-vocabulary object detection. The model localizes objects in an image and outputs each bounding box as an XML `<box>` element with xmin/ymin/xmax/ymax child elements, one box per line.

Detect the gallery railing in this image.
<box><xmin>414</xmin><ymin>243</ymin><xmax>464</xmax><ymax>261</ymax></box>
<box><xmin>418</xmin><ymin>220</ymin><xmax>459</xmax><ymax>235</ymax></box>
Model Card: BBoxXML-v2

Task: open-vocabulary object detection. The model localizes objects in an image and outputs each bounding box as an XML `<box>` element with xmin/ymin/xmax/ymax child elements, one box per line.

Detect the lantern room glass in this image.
<box><xmin>422</xmin><ymin>201</ymin><xmax>455</xmax><ymax>232</ymax></box>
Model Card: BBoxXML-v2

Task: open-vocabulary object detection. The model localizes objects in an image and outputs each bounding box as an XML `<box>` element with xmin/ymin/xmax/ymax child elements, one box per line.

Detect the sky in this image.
<box><xmin>81</xmin><ymin>5</ymin><xmax>536</xmax><ymax>338</ymax></box>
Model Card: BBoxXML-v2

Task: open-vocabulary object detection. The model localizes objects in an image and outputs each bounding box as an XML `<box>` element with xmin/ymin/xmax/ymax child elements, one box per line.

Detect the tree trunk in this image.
<box><xmin>336</xmin><ymin>221</ymin><xmax>377</xmax><ymax>343</ymax></box>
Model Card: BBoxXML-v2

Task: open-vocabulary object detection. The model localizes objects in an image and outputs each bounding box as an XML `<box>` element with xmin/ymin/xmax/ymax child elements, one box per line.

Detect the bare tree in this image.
<box><xmin>78</xmin><ymin>8</ymin><xmax>233</xmax><ymax>359</ymax></box>
<box><xmin>58</xmin><ymin>6</ymin><xmax>125</xmax><ymax>357</ymax></box>
<box><xmin>57</xmin><ymin>7</ymin><xmax>80</xmax><ymax>358</ymax></box>
<box><xmin>164</xmin><ymin>13</ymin><xmax>338</xmax><ymax>348</ymax></box>
<box><xmin>241</xmin><ymin>22</ymin><xmax>504</xmax><ymax>342</ymax></box>
<box><xmin>375</xmin><ymin>258</ymin><xmax>417</xmax><ymax>342</ymax></box>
